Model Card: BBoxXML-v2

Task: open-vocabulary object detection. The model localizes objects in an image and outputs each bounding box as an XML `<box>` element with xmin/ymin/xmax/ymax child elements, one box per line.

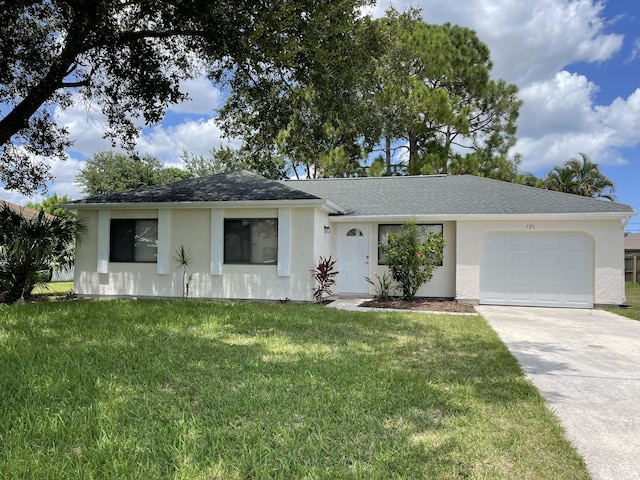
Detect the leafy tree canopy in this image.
<box><xmin>0</xmin><ymin>0</ymin><xmax>371</xmax><ymax>194</ymax></box>
<box><xmin>24</xmin><ymin>192</ymin><xmax>73</xmax><ymax>217</ymax></box>
<box><xmin>181</xmin><ymin>145</ymin><xmax>287</xmax><ymax>180</ymax></box>
<box><xmin>76</xmin><ymin>151</ymin><xmax>190</xmax><ymax>196</ymax></box>
<box><xmin>217</xmin><ymin>9</ymin><xmax>383</xmax><ymax>178</ymax></box>
<box><xmin>218</xmin><ymin>7</ymin><xmax>521</xmax><ymax>180</ymax></box>
<box><xmin>371</xmin><ymin>8</ymin><xmax>522</xmax><ymax>178</ymax></box>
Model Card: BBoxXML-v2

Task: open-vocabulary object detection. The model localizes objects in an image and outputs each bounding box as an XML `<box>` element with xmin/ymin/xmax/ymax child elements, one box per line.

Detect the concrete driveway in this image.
<box><xmin>476</xmin><ymin>306</ymin><xmax>640</xmax><ymax>480</ymax></box>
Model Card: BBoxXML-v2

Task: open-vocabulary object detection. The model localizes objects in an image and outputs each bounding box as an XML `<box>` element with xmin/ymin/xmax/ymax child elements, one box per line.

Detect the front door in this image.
<box><xmin>336</xmin><ymin>224</ymin><xmax>370</xmax><ymax>294</ymax></box>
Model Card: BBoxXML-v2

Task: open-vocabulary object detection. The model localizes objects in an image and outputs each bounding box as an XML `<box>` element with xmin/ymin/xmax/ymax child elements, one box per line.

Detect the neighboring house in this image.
<box><xmin>64</xmin><ymin>170</ymin><xmax>636</xmax><ymax>308</ymax></box>
<box><xmin>624</xmin><ymin>233</ymin><xmax>640</xmax><ymax>255</ymax></box>
<box><xmin>0</xmin><ymin>200</ymin><xmax>46</xmax><ymax>220</ymax></box>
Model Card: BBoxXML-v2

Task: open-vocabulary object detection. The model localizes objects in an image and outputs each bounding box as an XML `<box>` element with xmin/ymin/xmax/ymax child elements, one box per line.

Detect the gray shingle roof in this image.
<box><xmin>70</xmin><ymin>170</ymin><xmax>320</xmax><ymax>204</ymax></box>
<box><xmin>69</xmin><ymin>170</ymin><xmax>635</xmax><ymax>217</ymax></box>
<box><xmin>283</xmin><ymin>175</ymin><xmax>634</xmax><ymax>216</ymax></box>
<box><xmin>624</xmin><ymin>233</ymin><xmax>640</xmax><ymax>251</ymax></box>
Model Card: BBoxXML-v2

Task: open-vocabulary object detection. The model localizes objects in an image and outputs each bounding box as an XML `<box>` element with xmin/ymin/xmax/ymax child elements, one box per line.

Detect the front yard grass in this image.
<box><xmin>0</xmin><ymin>300</ymin><xmax>588</xmax><ymax>479</ymax></box>
<box><xmin>607</xmin><ymin>281</ymin><xmax>640</xmax><ymax>320</ymax></box>
<box><xmin>32</xmin><ymin>280</ymin><xmax>74</xmax><ymax>296</ymax></box>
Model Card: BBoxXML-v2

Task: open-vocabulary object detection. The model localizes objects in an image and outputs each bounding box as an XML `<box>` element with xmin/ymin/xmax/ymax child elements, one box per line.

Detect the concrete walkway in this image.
<box><xmin>476</xmin><ymin>306</ymin><xmax>640</xmax><ymax>480</ymax></box>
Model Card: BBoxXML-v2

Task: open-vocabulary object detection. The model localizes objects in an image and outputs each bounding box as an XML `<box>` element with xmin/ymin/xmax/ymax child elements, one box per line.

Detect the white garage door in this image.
<box><xmin>480</xmin><ymin>233</ymin><xmax>594</xmax><ymax>308</ymax></box>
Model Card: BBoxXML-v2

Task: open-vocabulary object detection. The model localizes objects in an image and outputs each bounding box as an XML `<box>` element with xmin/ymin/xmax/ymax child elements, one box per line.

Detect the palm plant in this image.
<box><xmin>544</xmin><ymin>153</ymin><xmax>615</xmax><ymax>201</ymax></box>
<box><xmin>0</xmin><ymin>203</ymin><xmax>85</xmax><ymax>303</ymax></box>
<box><xmin>172</xmin><ymin>244</ymin><xmax>194</xmax><ymax>299</ymax></box>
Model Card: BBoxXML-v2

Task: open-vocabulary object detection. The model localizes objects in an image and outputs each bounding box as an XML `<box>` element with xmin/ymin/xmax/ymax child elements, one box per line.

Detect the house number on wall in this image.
<box><xmin>525</xmin><ymin>224</ymin><xmax>535</xmax><ymax>229</ymax></box>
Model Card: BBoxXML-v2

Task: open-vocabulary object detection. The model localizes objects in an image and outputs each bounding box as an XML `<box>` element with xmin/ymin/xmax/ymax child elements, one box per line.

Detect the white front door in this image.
<box><xmin>337</xmin><ymin>224</ymin><xmax>370</xmax><ymax>294</ymax></box>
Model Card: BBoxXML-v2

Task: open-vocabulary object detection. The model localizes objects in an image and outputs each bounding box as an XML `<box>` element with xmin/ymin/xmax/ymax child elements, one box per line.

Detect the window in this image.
<box><xmin>346</xmin><ymin>228</ymin><xmax>363</xmax><ymax>237</ymax></box>
<box><xmin>224</xmin><ymin>219</ymin><xmax>278</xmax><ymax>264</ymax></box>
<box><xmin>110</xmin><ymin>219</ymin><xmax>158</xmax><ymax>262</ymax></box>
<box><xmin>378</xmin><ymin>224</ymin><xmax>444</xmax><ymax>265</ymax></box>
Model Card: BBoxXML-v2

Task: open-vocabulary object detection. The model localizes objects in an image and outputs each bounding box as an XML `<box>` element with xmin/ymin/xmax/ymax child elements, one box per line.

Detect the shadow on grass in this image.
<box><xmin>0</xmin><ymin>300</ymin><xmax>588</xmax><ymax>479</ymax></box>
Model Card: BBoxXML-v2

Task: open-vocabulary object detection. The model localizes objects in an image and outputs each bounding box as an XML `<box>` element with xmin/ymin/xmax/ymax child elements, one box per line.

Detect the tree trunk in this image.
<box><xmin>408</xmin><ymin>129</ymin><xmax>418</xmax><ymax>174</ymax></box>
<box><xmin>385</xmin><ymin>135</ymin><xmax>392</xmax><ymax>175</ymax></box>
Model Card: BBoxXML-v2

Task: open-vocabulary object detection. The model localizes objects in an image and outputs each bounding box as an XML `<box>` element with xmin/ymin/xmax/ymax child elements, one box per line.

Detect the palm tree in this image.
<box><xmin>0</xmin><ymin>203</ymin><xmax>85</xmax><ymax>303</ymax></box>
<box><xmin>544</xmin><ymin>153</ymin><xmax>615</xmax><ymax>201</ymax></box>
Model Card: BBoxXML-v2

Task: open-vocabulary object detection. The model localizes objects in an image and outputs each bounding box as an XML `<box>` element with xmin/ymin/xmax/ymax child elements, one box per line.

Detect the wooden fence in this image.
<box><xmin>625</xmin><ymin>254</ymin><xmax>640</xmax><ymax>283</ymax></box>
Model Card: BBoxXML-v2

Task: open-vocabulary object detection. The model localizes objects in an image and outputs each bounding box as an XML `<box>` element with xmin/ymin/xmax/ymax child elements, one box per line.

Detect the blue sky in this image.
<box><xmin>2</xmin><ymin>1</ymin><xmax>640</xmax><ymax>230</ymax></box>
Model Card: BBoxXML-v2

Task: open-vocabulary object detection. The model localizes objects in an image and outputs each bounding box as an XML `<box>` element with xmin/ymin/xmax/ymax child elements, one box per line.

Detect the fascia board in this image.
<box><xmin>327</xmin><ymin>212</ymin><xmax>637</xmax><ymax>223</ymax></box>
<box><xmin>59</xmin><ymin>199</ymin><xmax>340</xmax><ymax>212</ymax></box>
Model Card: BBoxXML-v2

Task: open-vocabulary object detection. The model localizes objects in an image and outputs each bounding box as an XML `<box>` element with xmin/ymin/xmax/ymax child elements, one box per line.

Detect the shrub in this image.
<box><xmin>0</xmin><ymin>204</ymin><xmax>85</xmax><ymax>303</ymax></box>
<box><xmin>311</xmin><ymin>256</ymin><xmax>338</xmax><ymax>303</ymax></box>
<box><xmin>380</xmin><ymin>222</ymin><xmax>445</xmax><ymax>300</ymax></box>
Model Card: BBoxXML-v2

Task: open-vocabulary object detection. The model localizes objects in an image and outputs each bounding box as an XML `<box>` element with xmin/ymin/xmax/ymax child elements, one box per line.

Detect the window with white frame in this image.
<box><xmin>224</xmin><ymin>218</ymin><xmax>278</xmax><ymax>264</ymax></box>
<box><xmin>110</xmin><ymin>219</ymin><xmax>158</xmax><ymax>262</ymax></box>
<box><xmin>378</xmin><ymin>224</ymin><xmax>444</xmax><ymax>265</ymax></box>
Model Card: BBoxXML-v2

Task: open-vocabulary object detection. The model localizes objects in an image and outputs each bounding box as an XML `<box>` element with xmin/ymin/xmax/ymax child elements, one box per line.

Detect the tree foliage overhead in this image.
<box><xmin>180</xmin><ymin>145</ymin><xmax>287</xmax><ymax>180</ymax></box>
<box><xmin>76</xmin><ymin>151</ymin><xmax>191</xmax><ymax>196</ymax></box>
<box><xmin>217</xmin><ymin>5</ymin><xmax>381</xmax><ymax>179</ymax></box>
<box><xmin>217</xmin><ymin>7</ymin><xmax>522</xmax><ymax>180</ymax></box>
<box><xmin>370</xmin><ymin>8</ymin><xmax>522</xmax><ymax>178</ymax></box>
<box><xmin>0</xmin><ymin>0</ymin><xmax>372</xmax><ymax>194</ymax></box>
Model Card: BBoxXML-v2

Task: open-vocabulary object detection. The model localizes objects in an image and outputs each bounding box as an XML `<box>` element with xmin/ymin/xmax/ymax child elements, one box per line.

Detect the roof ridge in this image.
<box><xmin>284</xmin><ymin>174</ymin><xmax>449</xmax><ymax>182</ymax></box>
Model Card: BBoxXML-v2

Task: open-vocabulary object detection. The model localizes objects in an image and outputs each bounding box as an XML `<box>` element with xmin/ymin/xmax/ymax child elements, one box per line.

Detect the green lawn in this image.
<box><xmin>32</xmin><ymin>280</ymin><xmax>74</xmax><ymax>295</ymax></box>
<box><xmin>607</xmin><ymin>281</ymin><xmax>640</xmax><ymax>320</ymax></box>
<box><xmin>0</xmin><ymin>300</ymin><xmax>588</xmax><ymax>479</ymax></box>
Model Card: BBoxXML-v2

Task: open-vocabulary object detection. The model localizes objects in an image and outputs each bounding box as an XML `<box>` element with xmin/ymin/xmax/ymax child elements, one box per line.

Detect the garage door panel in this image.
<box><xmin>484</xmin><ymin>234</ymin><xmax>507</xmax><ymax>246</ymax></box>
<box><xmin>510</xmin><ymin>253</ymin><xmax>532</xmax><ymax>266</ymax></box>
<box><xmin>532</xmin><ymin>235</ymin><xmax>561</xmax><ymax>248</ymax></box>
<box><xmin>480</xmin><ymin>233</ymin><xmax>593</xmax><ymax>308</ymax></box>
<box><xmin>511</xmin><ymin>235</ymin><xmax>532</xmax><ymax>247</ymax></box>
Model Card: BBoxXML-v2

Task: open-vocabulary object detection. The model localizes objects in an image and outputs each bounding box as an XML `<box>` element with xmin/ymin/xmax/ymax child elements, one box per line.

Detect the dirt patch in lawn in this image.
<box><xmin>359</xmin><ymin>298</ymin><xmax>477</xmax><ymax>313</ymax></box>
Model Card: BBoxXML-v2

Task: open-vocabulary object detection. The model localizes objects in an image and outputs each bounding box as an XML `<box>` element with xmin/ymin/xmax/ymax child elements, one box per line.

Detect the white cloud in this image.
<box><xmin>55</xmin><ymin>85</ymin><xmax>232</xmax><ymax>164</ymax></box>
<box><xmin>517</xmin><ymin>71</ymin><xmax>599</xmax><ymax>139</ymax></box>
<box><xmin>516</xmin><ymin>86</ymin><xmax>640</xmax><ymax>172</ymax></box>
<box><xmin>628</xmin><ymin>37</ymin><xmax>640</xmax><ymax>63</ymax></box>
<box><xmin>169</xmin><ymin>77</ymin><xmax>223</xmax><ymax>115</ymax></box>
<box><xmin>0</xmin><ymin>155</ymin><xmax>84</xmax><ymax>205</ymax></box>
<box><xmin>368</xmin><ymin>0</ymin><xmax>623</xmax><ymax>85</ymax></box>
<box><xmin>137</xmin><ymin>118</ymin><xmax>238</xmax><ymax>164</ymax></box>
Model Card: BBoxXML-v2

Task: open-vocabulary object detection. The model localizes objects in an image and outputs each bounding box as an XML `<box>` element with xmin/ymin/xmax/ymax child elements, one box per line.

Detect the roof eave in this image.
<box><xmin>59</xmin><ymin>198</ymin><xmax>341</xmax><ymax>212</ymax></box>
<box><xmin>328</xmin><ymin>211</ymin><xmax>636</xmax><ymax>222</ymax></box>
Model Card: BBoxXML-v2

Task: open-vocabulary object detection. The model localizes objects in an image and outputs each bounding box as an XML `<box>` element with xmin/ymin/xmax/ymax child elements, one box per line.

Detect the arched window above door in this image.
<box><xmin>346</xmin><ymin>228</ymin><xmax>363</xmax><ymax>237</ymax></box>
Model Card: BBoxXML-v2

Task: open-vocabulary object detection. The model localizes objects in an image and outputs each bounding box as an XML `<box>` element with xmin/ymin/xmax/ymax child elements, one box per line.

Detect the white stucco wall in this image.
<box><xmin>334</xmin><ymin>220</ymin><xmax>457</xmax><ymax>298</ymax></box>
<box><xmin>74</xmin><ymin>206</ymin><xmax>327</xmax><ymax>302</ymax></box>
<box><xmin>455</xmin><ymin>218</ymin><xmax>626</xmax><ymax>306</ymax></box>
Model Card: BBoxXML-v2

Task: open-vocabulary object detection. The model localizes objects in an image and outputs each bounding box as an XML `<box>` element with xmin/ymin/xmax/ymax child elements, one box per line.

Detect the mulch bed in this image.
<box><xmin>359</xmin><ymin>297</ymin><xmax>477</xmax><ymax>313</ymax></box>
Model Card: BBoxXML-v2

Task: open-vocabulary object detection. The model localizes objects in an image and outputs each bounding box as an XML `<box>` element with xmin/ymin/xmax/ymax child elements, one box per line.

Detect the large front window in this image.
<box><xmin>378</xmin><ymin>224</ymin><xmax>443</xmax><ymax>265</ymax></box>
<box><xmin>224</xmin><ymin>219</ymin><xmax>278</xmax><ymax>264</ymax></box>
<box><xmin>110</xmin><ymin>219</ymin><xmax>158</xmax><ymax>263</ymax></box>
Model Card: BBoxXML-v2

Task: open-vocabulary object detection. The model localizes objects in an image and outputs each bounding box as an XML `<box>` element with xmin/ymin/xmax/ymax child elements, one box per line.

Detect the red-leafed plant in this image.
<box><xmin>311</xmin><ymin>256</ymin><xmax>338</xmax><ymax>303</ymax></box>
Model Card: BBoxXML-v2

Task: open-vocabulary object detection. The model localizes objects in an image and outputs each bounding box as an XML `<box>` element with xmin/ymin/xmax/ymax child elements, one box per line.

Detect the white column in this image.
<box><xmin>210</xmin><ymin>209</ymin><xmax>224</xmax><ymax>275</ymax></box>
<box><xmin>97</xmin><ymin>210</ymin><xmax>110</xmax><ymax>273</ymax></box>
<box><xmin>157</xmin><ymin>209</ymin><xmax>171</xmax><ymax>274</ymax></box>
<box><xmin>278</xmin><ymin>208</ymin><xmax>291</xmax><ymax>277</ymax></box>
